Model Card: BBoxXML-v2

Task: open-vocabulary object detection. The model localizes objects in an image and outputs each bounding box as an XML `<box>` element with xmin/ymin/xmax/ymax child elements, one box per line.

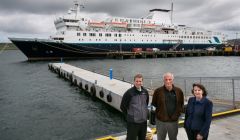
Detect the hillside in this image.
<box><xmin>0</xmin><ymin>43</ymin><xmax>18</xmax><ymax>50</ymax></box>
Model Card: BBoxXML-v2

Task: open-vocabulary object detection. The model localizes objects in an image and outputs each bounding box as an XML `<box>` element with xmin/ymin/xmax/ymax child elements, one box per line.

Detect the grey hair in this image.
<box><xmin>163</xmin><ymin>72</ymin><xmax>174</xmax><ymax>80</ymax></box>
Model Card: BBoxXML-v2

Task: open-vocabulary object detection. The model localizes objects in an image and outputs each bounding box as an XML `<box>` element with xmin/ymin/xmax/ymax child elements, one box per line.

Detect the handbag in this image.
<box><xmin>150</xmin><ymin>106</ymin><xmax>156</xmax><ymax>125</ymax></box>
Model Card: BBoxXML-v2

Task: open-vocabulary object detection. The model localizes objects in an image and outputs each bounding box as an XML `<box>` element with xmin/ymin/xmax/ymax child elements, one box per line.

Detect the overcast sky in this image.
<box><xmin>0</xmin><ymin>0</ymin><xmax>239</xmax><ymax>42</ymax></box>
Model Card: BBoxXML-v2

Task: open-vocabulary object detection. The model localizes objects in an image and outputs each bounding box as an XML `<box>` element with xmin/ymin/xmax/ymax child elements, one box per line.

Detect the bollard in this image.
<box><xmin>109</xmin><ymin>68</ymin><xmax>113</xmax><ymax>80</ymax></box>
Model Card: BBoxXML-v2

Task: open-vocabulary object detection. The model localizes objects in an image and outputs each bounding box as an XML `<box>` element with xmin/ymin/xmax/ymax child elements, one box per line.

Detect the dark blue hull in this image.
<box><xmin>10</xmin><ymin>38</ymin><xmax>223</xmax><ymax>60</ymax></box>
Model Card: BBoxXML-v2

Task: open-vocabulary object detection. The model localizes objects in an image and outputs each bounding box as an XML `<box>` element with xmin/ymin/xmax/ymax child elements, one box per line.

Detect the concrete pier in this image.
<box><xmin>48</xmin><ymin>63</ymin><xmax>134</xmax><ymax>111</ymax></box>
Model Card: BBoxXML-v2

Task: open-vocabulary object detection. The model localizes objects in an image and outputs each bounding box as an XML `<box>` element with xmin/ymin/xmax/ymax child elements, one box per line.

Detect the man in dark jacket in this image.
<box><xmin>152</xmin><ymin>72</ymin><xmax>184</xmax><ymax>140</ymax></box>
<box><xmin>120</xmin><ymin>74</ymin><xmax>149</xmax><ymax>140</ymax></box>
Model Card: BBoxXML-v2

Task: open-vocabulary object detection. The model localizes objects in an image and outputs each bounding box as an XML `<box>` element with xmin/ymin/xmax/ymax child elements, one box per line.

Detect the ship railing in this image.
<box><xmin>170</xmin><ymin>40</ymin><xmax>183</xmax><ymax>50</ymax></box>
<box><xmin>98</xmin><ymin>75</ymin><xmax>240</xmax><ymax>113</ymax></box>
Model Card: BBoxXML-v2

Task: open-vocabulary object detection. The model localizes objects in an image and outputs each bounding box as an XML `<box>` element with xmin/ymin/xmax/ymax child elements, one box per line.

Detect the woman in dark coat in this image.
<box><xmin>184</xmin><ymin>83</ymin><xmax>213</xmax><ymax>140</ymax></box>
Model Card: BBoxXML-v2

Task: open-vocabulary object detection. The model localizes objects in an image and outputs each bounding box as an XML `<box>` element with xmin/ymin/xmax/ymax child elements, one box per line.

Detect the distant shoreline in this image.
<box><xmin>0</xmin><ymin>43</ymin><xmax>18</xmax><ymax>50</ymax></box>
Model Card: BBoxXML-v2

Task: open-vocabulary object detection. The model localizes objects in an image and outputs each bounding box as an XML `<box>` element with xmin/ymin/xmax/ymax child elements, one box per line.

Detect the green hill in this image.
<box><xmin>0</xmin><ymin>43</ymin><xmax>18</xmax><ymax>50</ymax></box>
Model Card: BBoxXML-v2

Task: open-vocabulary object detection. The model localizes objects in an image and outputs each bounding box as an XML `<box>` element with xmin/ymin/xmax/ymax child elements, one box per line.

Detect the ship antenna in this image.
<box><xmin>171</xmin><ymin>0</ymin><xmax>173</xmax><ymax>24</ymax></box>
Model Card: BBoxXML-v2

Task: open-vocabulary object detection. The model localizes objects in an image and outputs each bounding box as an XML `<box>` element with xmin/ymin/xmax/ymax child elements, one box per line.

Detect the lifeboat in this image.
<box><xmin>88</xmin><ymin>21</ymin><xmax>105</xmax><ymax>28</ymax></box>
<box><xmin>141</xmin><ymin>24</ymin><xmax>156</xmax><ymax>29</ymax></box>
<box><xmin>110</xmin><ymin>22</ymin><xmax>128</xmax><ymax>28</ymax></box>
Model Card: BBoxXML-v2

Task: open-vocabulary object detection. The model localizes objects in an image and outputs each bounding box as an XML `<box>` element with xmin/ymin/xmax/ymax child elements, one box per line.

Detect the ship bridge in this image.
<box><xmin>144</xmin><ymin>8</ymin><xmax>172</xmax><ymax>25</ymax></box>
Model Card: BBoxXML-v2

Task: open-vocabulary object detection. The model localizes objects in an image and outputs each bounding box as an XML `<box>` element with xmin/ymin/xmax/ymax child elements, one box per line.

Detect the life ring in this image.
<box><xmin>90</xmin><ymin>86</ymin><xmax>96</xmax><ymax>96</ymax></box>
<box><xmin>65</xmin><ymin>73</ymin><xmax>68</xmax><ymax>80</ymax></box>
<box><xmin>54</xmin><ymin>68</ymin><xmax>57</xmax><ymax>73</ymax></box>
<box><xmin>63</xmin><ymin>73</ymin><xmax>66</xmax><ymax>79</ymax></box>
<box><xmin>69</xmin><ymin>74</ymin><xmax>73</xmax><ymax>82</ymax></box>
<box><xmin>73</xmin><ymin>79</ymin><xmax>77</xmax><ymax>86</ymax></box>
<box><xmin>48</xmin><ymin>64</ymin><xmax>51</xmax><ymax>70</ymax></box>
<box><xmin>79</xmin><ymin>82</ymin><xmax>83</xmax><ymax>89</ymax></box>
<box><xmin>107</xmin><ymin>93</ymin><xmax>112</xmax><ymax>102</ymax></box>
<box><xmin>85</xmin><ymin>84</ymin><xmax>88</xmax><ymax>91</ymax></box>
<box><xmin>99</xmin><ymin>90</ymin><xmax>104</xmax><ymax>98</ymax></box>
<box><xmin>57</xmin><ymin>69</ymin><xmax>61</xmax><ymax>77</ymax></box>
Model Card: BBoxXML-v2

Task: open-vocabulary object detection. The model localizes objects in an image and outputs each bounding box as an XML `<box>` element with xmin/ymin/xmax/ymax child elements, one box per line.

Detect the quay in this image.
<box><xmin>106</xmin><ymin>50</ymin><xmax>240</xmax><ymax>59</ymax></box>
<box><xmin>48</xmin><ymin>63</ymin><xmax>135</xmax><ymax>111</ymax></box>
<box><xmin>96</xmin><ymin>114</ymin><xmax>240</xmax><ymax>140</ymax></box>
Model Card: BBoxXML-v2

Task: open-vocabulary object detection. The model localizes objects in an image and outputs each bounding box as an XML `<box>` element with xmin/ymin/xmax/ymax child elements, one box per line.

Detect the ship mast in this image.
<box><xmin>170</xmin><ymin>0</ymin><xmax>173</xmax><ymax>24</ymax></box>
<box><xmin>72</xmin><ymin>1</ymin><xmax>84</xmax><ymax>19</ymax></box>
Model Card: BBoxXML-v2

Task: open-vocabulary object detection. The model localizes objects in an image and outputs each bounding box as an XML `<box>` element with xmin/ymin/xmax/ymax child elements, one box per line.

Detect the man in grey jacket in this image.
<box><xmin>120</xmin><ymin>74</ymin><xmax>149</xmax><ymax>140</ymax></box>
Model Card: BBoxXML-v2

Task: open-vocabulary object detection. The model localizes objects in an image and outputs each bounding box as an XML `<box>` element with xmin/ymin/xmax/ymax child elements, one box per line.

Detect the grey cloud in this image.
<box><xmin>0</xmin><ymin>14</ymin><xmax>54</xmax><ymax>34</ymax></box>
<box><xmin>0</xmin><ymin>0</ymin><xmax>239</xmax><ymax>40</ymax></box>
<box><xmin>220</xmin><ymin>23</ymin><xmax>240</xmax><ymax>31</ymax></box>
<box><xmin>0</xmin><ymin>0</ymin><xmax>70</xmax><ymax>14</ymax></box>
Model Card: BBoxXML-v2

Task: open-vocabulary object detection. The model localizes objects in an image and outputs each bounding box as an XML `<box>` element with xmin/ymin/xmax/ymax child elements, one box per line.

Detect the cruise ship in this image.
<box><xmin>9</xmin><ymin>1</ymin><xmax>226</xmax><ymax>60</ymax></box>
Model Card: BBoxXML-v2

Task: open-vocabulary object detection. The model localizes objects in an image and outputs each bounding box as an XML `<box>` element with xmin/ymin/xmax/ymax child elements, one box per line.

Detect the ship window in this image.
<box><xmin>114</xmin><ymin>34</ymin><xmax>117</xmax><ymax>37</ymax></box>
<box><xmin>99</xmin><ymin>33</ymin><xmax>102</xmax><ymax>37</ymax></box>
<box><xmin>105</xmin><ymin>33</ymin><xmax>111</xmax><ymax>37</ymax></box>
<box><xmin>77</xmin><ymin>33</ymin><xmax>81</xmax><ymax>36</ymax></box>
<box><xmin>56</xmin><ymin>38</ymin><xmax>64</xmax><ymax>40</ymax></box>
<box><xmin>83</xmin><ymin>33</ymin><xmax>87</xmax><ymax>36</ymax></box>
<box><xmin>119</xmin><ymin>34</ymin><xmax>121</xmax><ymax>37</ymax></box>
<box><xmin>89</xmin><ymin>33</ymin><xmax>96</xmax><ymax>36</ymax></box>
